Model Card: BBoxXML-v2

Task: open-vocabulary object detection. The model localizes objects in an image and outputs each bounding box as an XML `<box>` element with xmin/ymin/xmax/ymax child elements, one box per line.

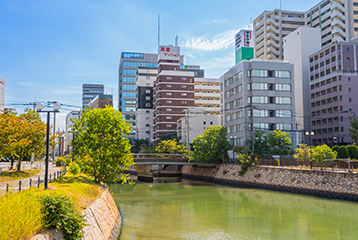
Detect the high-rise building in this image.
<box><xmin>284</xmin><ymin>27</ymin><xmax>322</xmax><ymax>143</ymax></box>
<box><xmin>194</xmin><ymin>78</ymin><xmax>220</xmax><ymax>114</ymax></box>
<box><xmin>309</xmin><ymin>40</ymin><xmax>358</xmax><ymax>145</ymax></box>
<box><xmin>235</xmin><ymin>29</ymin><xmax>254</xmax><ymax>64</ymax></box>
<box><xmin>118</xmin><ymin>52</ymin><xmax>158</xmax><ymax>138</ymax></box>
<box><xmin>82</xmin><ymin>84</ymin><xmax>104</xmax><ymax>109</ymax></box>
<box><xmin>221</xmin><ymin>60</ymin><xmax>298</xmax><ymax>148</ymax></box>
<box><xmin>153</xmin><ymin>44</ymin><xmax>195</xmax><ymax>141</ymax></box>
<box><xmin>253</xmin><ymin>0</ymin><xmax>358</xmax><ymax>60</ymax></box>
<box><xmin>0</xmin><ymin>77</ymin><xmax>4</xmax><ymax>114</ymax></box>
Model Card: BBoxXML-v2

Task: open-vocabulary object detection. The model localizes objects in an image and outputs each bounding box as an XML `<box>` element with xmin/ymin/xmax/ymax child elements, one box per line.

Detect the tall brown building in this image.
<box><xmin>153</xmin><ymin>44</ymin><xmax>195</xmax><ymax>141</ymax></box>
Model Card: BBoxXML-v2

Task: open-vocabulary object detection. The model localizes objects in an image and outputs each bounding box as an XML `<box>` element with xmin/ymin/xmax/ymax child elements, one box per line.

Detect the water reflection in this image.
<box><xmin>110</xmin><ymin>179</ymin><xmax>358</xmax><ymax>240</ymax></box>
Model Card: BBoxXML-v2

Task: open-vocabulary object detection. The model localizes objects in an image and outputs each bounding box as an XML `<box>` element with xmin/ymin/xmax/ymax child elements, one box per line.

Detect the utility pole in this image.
<box><xmin>251</xmin><ymin>104</ymin><xmax>255</xmax><ymax>155</ymax></box>
<box><xmin>186</xmin><ymin>109</ymin><xmax>190</xmax><ymax>153</ymax></box>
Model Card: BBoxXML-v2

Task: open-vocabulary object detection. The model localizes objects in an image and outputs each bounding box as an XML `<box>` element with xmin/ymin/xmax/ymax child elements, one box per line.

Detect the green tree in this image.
<box><xmin>71</xmin><ymin>106</ymin><xmax>134</xmax><ymax>183</ymax></box>
<box><xmin>189</xmin><ymin>126</ymin><xmax>231</xmax><ymax>163</ymax></box>
<box><xmin>132</xmin><ymin>139</ymin><xmax>150</xmax><ymax>153</ymax></box>
<box><xmin>311</xmin><ymin>144</ymin><xmax>337</xmax><ymax>167</ymax></box>
<box><xmin>337</xmin><ymin>146</ymin><xmax>350</xmax><ymax>158</ymax></box>
<box><xmin>0</xmin><ymin>109</ymin><xmax>46</xmax><ymax>171</ymax></box>
<box><xmin>68</xmin><ymin>161</ymin><xmax>81</xmax><ymax>177</ymax></box>
<box><xmin>155</xmin><ymin>139</ymin><xmax>187</xmax><ymax>154</ymax></box>
<box><xmin>245</xmin><ymin>130</ymin><xmax>270</xmax><ymax>156</ymax></box>
<box><xmin>332</xmin><ymin>145</ymin><xmax>339</xmax><ymax>153</ymax></box>
<box><xmin>295</xmin><ymin>144</ymin><xmax>311</xmax><ymax>162</ymax></box>
<box><xmin>347</xmin><ymin>145</ymin><xmax>358</xmax><ymax>159</ymax></box>
<box><xmin>349</xmin><ymin>117</ymin><xmax>358</xmax><ymax>145</ymax></box>
<box><xmin>159</xmin><ymin>132</ymin><xmax>178</xmax><ymax>141</ymax></box>
<box><xmin>266</xmin><ymin>130</ymin><xmax>294</xmax><ymax>156</ymax></box>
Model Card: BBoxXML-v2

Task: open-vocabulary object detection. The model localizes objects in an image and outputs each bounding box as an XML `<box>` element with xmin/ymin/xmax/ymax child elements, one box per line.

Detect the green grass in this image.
<box><xmin>0</xmin><ymin>173</ymin><xmax>103</xmax><ymax>240</ymax></box>
<box><xmin>0</xmin><ymin>169</ymin><xmax>41</xmax><ymax>182</ymax></box>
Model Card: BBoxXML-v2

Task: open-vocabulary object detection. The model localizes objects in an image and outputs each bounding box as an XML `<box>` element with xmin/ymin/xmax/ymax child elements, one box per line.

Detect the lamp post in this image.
<box><xmin>36</xmin><ymin>102</ymin><xmax>61</xmax><ymax>189</ymax></box>
<box><xmin>305</xmin><ymin>131</ymin><xmax>315</xmax><ymax>146</ymax></box>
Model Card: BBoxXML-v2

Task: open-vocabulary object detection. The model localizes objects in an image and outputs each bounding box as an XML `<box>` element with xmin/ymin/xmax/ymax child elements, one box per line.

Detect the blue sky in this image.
<box><xmin>0</xmin><ymin>0</ymin><xmax>314</xmax><ymax>129</ymax></box>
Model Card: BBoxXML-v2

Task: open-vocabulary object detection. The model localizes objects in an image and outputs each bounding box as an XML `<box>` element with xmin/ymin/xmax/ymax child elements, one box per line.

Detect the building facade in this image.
<box><xmin>135</xmin><ymin>67</ymin><xmax>158</xmax><ymax>141</ymax></box>
<box><xmin>235</xmin><ymin>29</ymin><xmax>254</xmax><ymax>64</ymax></box>
<box><xmin>221</xmin><ymin>60</ymin><xmax>298</xmax><ymax>148</ymax></box>
<box><xmin>309</xmin><ymin>41</ymin><xmax>358</xmax><ymax>145</ymax></box>
<box><xmin>64</xmin><ymin>110</ymin><xmax>80</xmax><ymax>153</ymax></box>
<box><xmin>153</xmin><ymin>44</ymin><xmax>195</xmax><ymax>141</ymax></box>
<box><xmin>88</xmin><ymin>94</ymin><xmax>113</xmax><ymax>109</ymax></box>
<box><xmin>82</xmin><ymin>84</ymin><xmax>104</xmax><ymax>109</ymax></box>
<box><xmin>194</xmin><ymin>78</ymin><xmax>220</xmax><ymax>114</ymax></box>
<box><xmin>0</xmin><ymin>78</ymin><xmax>4</xmax><ymax>114</ymax></box>
<box><xmin>284</xmin><ymin>27</ymin><xmax>322</xmax><ymax>143</ymax></box>
<box><xmin>254</xmin><ymin>0</ymin><xmax>358</xmax><ymax>60</ymax></box>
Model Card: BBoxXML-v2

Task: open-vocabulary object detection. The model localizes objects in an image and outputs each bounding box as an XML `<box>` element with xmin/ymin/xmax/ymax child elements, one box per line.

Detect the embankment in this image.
<box><xmin>30</xmin><ymin>187</ymin><xmax>121</xmax><ymax>240</ymax></box>
<box><xmin>182</xmin><ymin>164</ymin><xmax>358</xmax><ymax>201</ymax></box>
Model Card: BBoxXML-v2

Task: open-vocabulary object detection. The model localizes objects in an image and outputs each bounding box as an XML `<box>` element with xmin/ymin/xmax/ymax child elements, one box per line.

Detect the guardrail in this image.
<box><xmin>133</xmin><ymin>154</ymin><xmax>189</xmax><ymax>159</ymax></box>
<box><xmin>0</xmin><ymin>162</ymin><xmax>44</xmax><ymax>174</ymax></box>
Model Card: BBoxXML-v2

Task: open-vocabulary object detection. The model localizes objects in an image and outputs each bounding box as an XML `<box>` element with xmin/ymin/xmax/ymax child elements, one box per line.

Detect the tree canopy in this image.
<box><xmin>311</xmin><ymin>144</ymin><xmax>337</xmax><ymax>163</ymax></box>
<box><xmin>349</xmin><ymin>117</ymin><xmax>358</xmax><ymax>145</ymax></box>
<box><xmin>189</xmin><ymin>126</ymin><xmax>231</xmax><ymax>163</ymax></box>
<box><xmin>0</xmin><ymin>109</ymin><xmax>46</xmax><ymax>171</ymax></box>
<box><xmin>245</xmin><ymin>130</ymin><xmax>270</xmax><ymax>156</ymax></box>
<box><xmin>155</xmin><ymin>139</ymin><xmax>188</xmax><ymax>154</ymax></box>
<box><xmin>266</xmin><ymin>130</ymin><xmax>294</xmax><ymax>156</ymax></box>
<box><xmin>70</xmin><ymin>106</ymin><xmax>134</xmax><ymax>183</ymax></box>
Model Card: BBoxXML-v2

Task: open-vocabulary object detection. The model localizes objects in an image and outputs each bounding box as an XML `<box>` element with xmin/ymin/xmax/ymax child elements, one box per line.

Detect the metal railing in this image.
<box><xmin>255</xmin><ymin>158</ymin><xmax>358</xmax><ymax>173</ymax></box>
<box><xmin>1</xmin><ymin>166</ymin><xmax>67</xmax><ymax>194</ymax></box>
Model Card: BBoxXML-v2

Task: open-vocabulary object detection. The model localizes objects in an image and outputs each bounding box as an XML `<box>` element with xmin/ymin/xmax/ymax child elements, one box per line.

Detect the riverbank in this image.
<box><xmin>182</xmin><ymin>164</ymin><xmax>358</xmax><ymax>201</ymax></box>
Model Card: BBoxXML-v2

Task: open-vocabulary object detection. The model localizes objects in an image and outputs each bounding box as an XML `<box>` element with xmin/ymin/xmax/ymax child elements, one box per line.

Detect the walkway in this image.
<box><xmin>0</xmin><ymin>162</ymin><xmax>62</xmax><ymax>194</ymax></box>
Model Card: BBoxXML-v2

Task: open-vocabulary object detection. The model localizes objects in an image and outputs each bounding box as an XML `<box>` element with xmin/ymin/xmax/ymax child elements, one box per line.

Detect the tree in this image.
<box><xmin>155</xmin><ymin>139</ymin><xmax>188</xmax><ymax>154</ymax></box>
<box><xmin>349</xmin><ymin>117</ymin><xmax>358</xmax><ymax>145</ymax></box>
<box><xmin>295</xmin><ymin>144</ymin><xmax>311</xmax><ymax>162</ymax></box>
<box><xmin>70</xmin><ymin>106</ymin><xmax>134</xmax><ymax>183</ymax></box>
<box><xmin>347</xmin><ymin>145</ymin><xmax>358</xmax><ymax>159</ymax></box>
<box><xmin>311</xmin><ymin>144</ymin><xmax>337</xmax><ymax>166</ymax></box>
<box><xmin>132</xmin><ymin>139</ymin><xmax>150</xmax><ymax>153</ymax></box>
<box><xmin>159</xmin><ymin>132</ymin><xmax>178</xmax><ymax>141</ymax></box>
<box><xmin>0</xmin><ymin>109</ymin><xmax>46</xmax><ymax>171</ymax></box>
<box><xmin>337</xmin><ymin>146</ymin><xmax>350</xmax><ymax>158</ymax></box>
<box><xmin>68</xmin><ymin>161</ymin><xmax>81</xmax><ymax>177</ymax></box>
<box><xmin>245</xmin><ymin>130</ymin><xmax>270</xmax><ymax>156</ymax></box>
<box><xmin>189</xmin><ymin>126</ymin><xmax>231</xmax><ymax>163</ymax></box>
<box><xmin>266</xmin><ymin>130</ymin><xmax>294</xmax><ymax>156</ymax></box>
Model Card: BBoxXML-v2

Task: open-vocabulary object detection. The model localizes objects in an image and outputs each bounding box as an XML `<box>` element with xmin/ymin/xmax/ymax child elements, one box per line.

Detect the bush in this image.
<box><xmin>337</xmin><ymin>146</ymin><xmax>350</xmax><ymax>158</ymax></box>
<box><xmin>236</xmin><ymin>153</ymin><xmax>255</xmax><ymax>176</ymax></box>
<box><xmin>332</xmin><ymin>145</ymin><xmax>339</xmax><ymax>153</ymax></box>
<box><xmin>347</xmin><ymin>145</ymin><xmax>358</xmax><ymax>159</ymax></box>
<box><xmin>56</xmin><ymin>156</ymin><xmax>72</xmax><ymax>166</ymax></box>
<box><xmin>68</xmin><ymin>162</ymin><xmax>81</xmax><ymax>176</ymax></box>
<box><xmin>41</xmin><ymin>195</ymin><xmax>86</xmax><ymax>240</ymax></box>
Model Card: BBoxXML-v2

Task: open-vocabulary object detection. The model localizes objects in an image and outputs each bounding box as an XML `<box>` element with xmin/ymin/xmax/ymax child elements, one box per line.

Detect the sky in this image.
<box><xmin>0</xmin><ymin>0</ymin><xmax>315</xmax><ymax>130</ymax></box>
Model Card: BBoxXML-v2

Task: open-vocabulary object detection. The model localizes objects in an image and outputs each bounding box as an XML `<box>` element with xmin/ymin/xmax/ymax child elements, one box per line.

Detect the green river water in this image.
<box><xmin>109</xmin><ymin>179</ymin><xmax>358</xmax><ymax>240</ymax></box>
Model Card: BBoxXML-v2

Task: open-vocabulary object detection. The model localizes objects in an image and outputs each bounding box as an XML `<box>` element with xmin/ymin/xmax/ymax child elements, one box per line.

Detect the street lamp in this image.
<box><xmin>305</xmin><ymin>131</ymin><xmax>315</xmax><ymax>146</ymax></box>
<box><xmin>36</xmin><ymin>102</ymin><xmax>61</xmax><ymax>189</ymax></box>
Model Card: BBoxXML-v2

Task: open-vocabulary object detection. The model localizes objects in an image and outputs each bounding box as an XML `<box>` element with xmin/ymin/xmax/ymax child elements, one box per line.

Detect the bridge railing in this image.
<box><xmin>133</xmin><ymin>153</ymin><xmax>189</xmax><ymax>159</ymax></box>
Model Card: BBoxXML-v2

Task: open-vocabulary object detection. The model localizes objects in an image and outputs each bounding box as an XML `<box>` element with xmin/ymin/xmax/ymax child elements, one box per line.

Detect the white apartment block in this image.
<box><xmin>64</xmin><ymin>110</ymin><xmax>80</xmax><ymax>153</ymax></box>
<box><xmin>0</xmin><ymin>78</ymin><xmax>4</xmax><ymax>114</ymax></box>
<box><xmin>254</xmin><ymin>0</ymin><xmax>358</xmax><ymax>60</ymax></box>
<box><xmin>194</xmin><ymin>78</ymin><xmax>220</xmax><ymax>114</ymax></box>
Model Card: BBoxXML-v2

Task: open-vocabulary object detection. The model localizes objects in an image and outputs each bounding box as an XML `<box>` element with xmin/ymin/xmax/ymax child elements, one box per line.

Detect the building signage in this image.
<box><xmin>158</xmin><ymin>45</ymin><xmax>180</xmax><ymax>61</ymax></box>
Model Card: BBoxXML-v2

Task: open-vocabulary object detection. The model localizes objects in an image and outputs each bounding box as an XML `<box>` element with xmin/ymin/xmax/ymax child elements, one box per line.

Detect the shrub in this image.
<box><xmin>41</xmin><ymin>195</ymin><xmax>86</xmax><ymax>240</ymax></box>
<box><xmin>237</xmin><ymin>153</ymin><xmax>255</xmax><ymax>176</ymax></box>
<box><xmin>337</xmin><ymin>146</ymin><xmax>350</xmax><ymax>158</ymax></box>
<box><xmin>68</xmin><ymin>162</ymin><xmax>81</xmax><ymax>177</ymax></box>
<box><xmin>347</xmin><ymin>145</ymin><xmax>358</xmax><ymax>159</ymax></box>
<box><xmin>56</xmin><ymin>156</ymin><xmax>71</xmax><ymax>166</ymax></box>
<box><xmin>332</xmin><ymin>145</ymin><xmax>339</xmax><ymax>153</ymax></box>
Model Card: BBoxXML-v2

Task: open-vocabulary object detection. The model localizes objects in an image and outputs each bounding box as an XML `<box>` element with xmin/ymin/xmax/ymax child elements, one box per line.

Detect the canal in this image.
<box><xmin>110</xmin><ymin>179</ymin><xmax>358</xmax><ymax>240</ymax></box>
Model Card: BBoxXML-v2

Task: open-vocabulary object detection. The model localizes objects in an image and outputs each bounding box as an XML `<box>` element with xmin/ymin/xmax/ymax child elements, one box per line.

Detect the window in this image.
<box><xmin>122</xmin><ymin>69</ymin><xmax>137</xmax><ymax>75</ymax></box>
<box><xmin>122</xmin><ymin>92</ymin><xmax>136</xmax><ymax>97</ymax></box>
<box><xmin>276</xmin><ymin>97</ymin><xmax>291</xmax><ymax>104</ymax></box>
<box><xmin>145</xmin><ymin>96</ymin><xmax>151</xmax><ymax>100</ymax></box>
<box><xmin>349</xmin><ymin>87</ymin><xmax>351</xmax><ymax>92</ymax></box>
<box><xmin>248</xmin><ymin>83</ymin><xmax>267</xmax><ymax>90</ymax></box>
<box><xmin>203</xmin><ymin>121</ymin><xmax>206</xmax><ymax>125</ymax></box>
<box><xmin>181</xmin><ymin>85</ymin><xmax>187</xmax><ymax>88</ymax></box>
<box><xmin>167</xmin><ymin>85</ymin><xmax>172</xmax><ymax>87</ymax></box>
<box><xmin>167</xmin><ymin>109</ymin><xmax>172</xmax><ymax>111</ymax></box>
<box><xmin>181</xmin><ymin>77</ymin><xmax>187</xmax><ymax>80</ymax></box>
<box><xmin>210</xmin><ymin>121</ymin><xmax>213</xmax><ymax>125</ymax></box>
<box><xmin>276</xmin><ymin>123</ymin><xmax>292</xmax><ymax>130</ymax></box>
<box><xmin>166</xmin><ymin>116</ymin><xmax>172</xmax><ymax>119</ymax></box>
<box><xmin>146</xmin><ymin>124</ymin><xmax>150</xmax><ymax>127</ymax></box>
<box><xmin>182</xmin><ymin>101</ymin><xmax>187</xmax><ymax>104</ymax></box>
<box><xmin>167</xmin><ymin>77</ymin><xmax>172</xmax><ymax>80</ymax></box>
<box><xmin>349</xmin><ymin>98</ymin><xmax>352</xmax><ymax>102</ymax></box>
<box><xmin>145</xmin><ymin>89</ymin><xmax>151</xmax><ymax>94</ymax></box>
<box><xmin>122</xmin><ymin>99</ymin><xmax>136</xmax><ymax>105</ymax></box>
<box><xmin>250</xmin><ymin>69</ymin><xmax>268</xmax><ymax>77</ymax></box>
<box><xmin>146</xmin><ymin>117</ymin><xmax>150</xmax><ymax>120</ymax></box>
<box><xmin>166</xmin><ymin>92</ymin><xmax>172</xmax><ymax>95</ymax></box>
<box><xmin>275</xmin><ymin>71</ymin><xmax>291</xmax><ymax>78</ymax></box>
<box><xmin>248</xmin><ymin>96</ymin><xmax>267</xmax><ymax>104</ymax></box>
<box><xmin>122</xmin><ymin>77</ymin><xmax>136</xmax><ymax>82</ymax></box>
<box><xmin>121</xmin><ymin>107</ymin><xmax>136</xmax><ymax>112</ymax></box>
<box><xmin>348</xmin><ymin>77</ymin><xmax>351</xmax><ymax>82</ymax></box>
<box><xmin>166</xmin><ymin>125</ymin><xmax>172</xmax><ymax>127</ymax></box>
<box><xmin>275</xmin><ymin>84</ymin><xmax>291</xmax><ymax>91</ymax></box>
<box><xmin>276</xmin><ymin>110</ymin><xmax>292</xmax><ymax>118</ymax></box>
<box><xmin>182</xmin><ymin>93</ymin><xmax>187</xmax><ymax>96</ymax></box>
<box><xmin>145</xmin><ymin>103</ymin><xmax>151</xmax><ymax>107</ymax></box>
<box><xmin>166</xmin><ymin>100</ymin><xmax>172</xmax><ymax>103</ymax></box>
<box><xmin>146</xmin><ymin>110</ymin><xmax>150</xmax><ymax>113</ymax></box>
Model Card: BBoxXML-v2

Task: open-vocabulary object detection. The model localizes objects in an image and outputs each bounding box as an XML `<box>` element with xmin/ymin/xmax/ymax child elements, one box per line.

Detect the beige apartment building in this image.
<box><xmin>254</xmin><ymin>0</ymin><xmax>358</xmax><ymax>60</ymax></box>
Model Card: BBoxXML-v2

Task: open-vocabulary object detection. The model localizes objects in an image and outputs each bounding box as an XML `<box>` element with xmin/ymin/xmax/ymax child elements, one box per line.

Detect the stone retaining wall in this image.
<box><xmin>30</xmin><ymin>187</ymin><xmax>121</xmax><ymax>240</ymax></box>
<box><xmin>182</xmin><ymin>164</ymin><xmax>358</xmax><ymax>201</ymax></box>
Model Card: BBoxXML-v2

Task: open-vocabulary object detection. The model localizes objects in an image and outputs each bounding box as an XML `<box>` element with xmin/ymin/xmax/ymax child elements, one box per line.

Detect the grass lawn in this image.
<box><xmin>0</xmin><ymin>169</ymin><xmax>41</xmax><ymax>182</ymax></box>
<box><xmin>0</xmin><ymin>173</ymin><xmax>103</xmax><ymax>240</ymax></box>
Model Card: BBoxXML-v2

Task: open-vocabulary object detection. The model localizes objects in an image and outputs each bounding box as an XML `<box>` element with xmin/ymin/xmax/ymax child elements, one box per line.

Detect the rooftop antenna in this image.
<box><xmin>158</xmin><ymin>14</ymin><xmax>160</xmax><ymax>47</ymax></box>
<box><xmin>175</xmin><ymin>35</ymin><xmax>178</xmax><ymax>47</ymax></box>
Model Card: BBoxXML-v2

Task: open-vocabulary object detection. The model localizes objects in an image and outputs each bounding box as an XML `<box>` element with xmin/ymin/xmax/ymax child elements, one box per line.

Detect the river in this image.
<box><xmin>109</xmin><ymin>179</ymin><xmax>358</xmax><ymax>240</ymax></box>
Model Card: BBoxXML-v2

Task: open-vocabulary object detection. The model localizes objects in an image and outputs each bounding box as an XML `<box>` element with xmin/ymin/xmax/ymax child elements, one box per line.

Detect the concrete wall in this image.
<box><xmin>30</xmin><ymin>187</ymin><xmax>121</xmax><ymax>240</ymax></box>
<box><xmin>182</xmin><ymin>164</ymin><xmax>358</xmax><ymax>201</ymax></box>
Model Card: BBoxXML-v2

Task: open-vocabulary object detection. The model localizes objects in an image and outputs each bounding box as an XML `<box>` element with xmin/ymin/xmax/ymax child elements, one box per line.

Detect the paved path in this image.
<box><xmin>0</xmin><ymin>162</ymin><xmax>63</xmax><ymax>194</ymax></box>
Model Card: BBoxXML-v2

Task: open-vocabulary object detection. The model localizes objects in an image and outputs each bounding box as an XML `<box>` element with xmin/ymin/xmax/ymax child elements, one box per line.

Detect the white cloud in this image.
<box><xmin>182</xmin><ymin>30</ymin><xmax>237</xmax><ymax>51</ymax></box>
<box><xmin>202</xmin><ymin>19</ymin><xmax>228</xmax><ymax>25</ymax></box>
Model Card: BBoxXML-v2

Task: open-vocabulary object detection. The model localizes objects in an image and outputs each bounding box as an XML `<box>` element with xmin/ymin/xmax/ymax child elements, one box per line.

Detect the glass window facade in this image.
<box><xmin>122</xmin><ymin>77</ymin><xmax>136</xmax><ymax>82</ymax></box>
<box><xmin>122</xmin><ymin>92</ymin><xmax>136</xmax><ymax>97</ymax></box>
